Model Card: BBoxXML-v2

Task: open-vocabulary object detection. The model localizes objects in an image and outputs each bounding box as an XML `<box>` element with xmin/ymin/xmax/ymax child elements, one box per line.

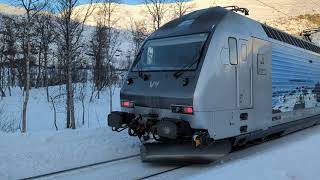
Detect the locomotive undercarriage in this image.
<box><xmin>108</xmin><ymin>111</ymin><xmax>232</xmax><ymax>163</ymax></box>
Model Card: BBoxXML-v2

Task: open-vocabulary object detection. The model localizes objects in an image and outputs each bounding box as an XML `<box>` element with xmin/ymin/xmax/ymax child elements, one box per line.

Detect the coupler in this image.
<box><xmin>108</xmin><ymin>111</ymin><xmax>149</xmax><ymax>138</ymax></box>
<box><xmin>107</xmin><ymin>111</ymin><xmax>136</xmax><ymax>131</ymax></box>
<box><xmin>108</xmin><ymin>112</ymin><xmax>194</xmax><ymax>140</ymax></box>
<box><xmin>108</xmin><ymin>112</ymin><xmax>232</xmax><ymax>163</ymax></box>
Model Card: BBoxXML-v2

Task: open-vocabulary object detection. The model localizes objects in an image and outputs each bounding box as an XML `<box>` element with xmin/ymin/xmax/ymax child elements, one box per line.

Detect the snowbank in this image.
<box><xmin>0</xmin><ymin>128</ymin><xmax>139</xmax><ymax>180</ymax></box>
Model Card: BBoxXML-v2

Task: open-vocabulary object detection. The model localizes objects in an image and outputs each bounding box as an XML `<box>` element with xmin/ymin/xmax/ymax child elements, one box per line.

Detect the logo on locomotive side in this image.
<box><xmin>150</xmin><ymin>81</ymin><xmax>160</xmax><ymax>88</ymax></box>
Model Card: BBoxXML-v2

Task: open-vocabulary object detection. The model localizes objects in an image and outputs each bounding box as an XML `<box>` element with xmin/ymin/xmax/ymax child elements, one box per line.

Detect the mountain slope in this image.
<box><xmin>0</xmin><ymin>3</ymin><xmax>24</xmax><ymax>15</ymax></box>
<box><xmin>1</xmin><ymin>1</ymin><xmax>319</xmax><ymax>36</ymax></box>
<box><xmin>76</xmin><ymin>0</ymin><xmax>320</xmax><ymax>31</ymax></box>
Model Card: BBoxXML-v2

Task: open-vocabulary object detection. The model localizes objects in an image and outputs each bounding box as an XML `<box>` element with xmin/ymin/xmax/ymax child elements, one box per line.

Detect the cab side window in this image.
<box><xmin>228</xmin><ymin>37</ymin><xmax>238</xmax><ymax>65</ymax></box>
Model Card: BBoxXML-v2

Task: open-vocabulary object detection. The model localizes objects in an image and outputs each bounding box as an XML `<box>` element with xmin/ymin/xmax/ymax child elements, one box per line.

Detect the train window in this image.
<box><xmin>241</xmin><ymin>44</ymin><xmax>247</xmax><ymax>62</ymax></box>
<box><xmin>228</xmin><ymin>37</ymin><xmax>238</xmax><ymax>65</ymax></box>
<box><xmin>257</xmin><ymin>54</ymin><xmax>267</xmax><ymax>75</ymax></box>
<box><xmin>147</xmin><ymin>47</ymin><xmax>154</xmax><ymax>65</ymax></box>
<box><xmin>132</xmin><ymin>33</ymin><xmax>208</xmax><ymax>71</ymax></box>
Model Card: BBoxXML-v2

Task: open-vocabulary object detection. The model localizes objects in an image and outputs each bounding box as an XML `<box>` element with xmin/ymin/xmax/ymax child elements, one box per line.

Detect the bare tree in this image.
<box><xmin>54</xmin><ymin>0</ymin><xmax>95</xmax><ymax>129</ymax></box>
<box><xmin>90</xmin><ymin>0</ymin><xmax>121</xmax><ymax>112</ymax></box>
<box><xmin>89</xmin><ymin>21</ymin><xmax>107</xmax><ymax>99</ymax></box>
<box><xmin>143</xmin><ymin>0</ymin><xmax>169</xmax><ymax>31</ymax></box>
<box><xmin>173</xmin><ymin>0</ymin><xmax>194</xmax><ymax>18</ymax></box>
<box><xmin>0</xmin><ymin>15</ymin><xmax>15</xmax><ymax>98</ymax></box>
<box><xmin>49</xmin><ymin>93</ymin><xmax>65</xmax><ymax>131</ymax></box>
<box><xmin>77</xmin><ymin>83</ymin><xmax>86</xmax><ymax>126</ymax></box>
<box><xmin>211</xmin><ymin>0</ymin><xmax>217</xmax><ymax>7</ymax></box>
<box><xmin>130</xmin><ymin>19</ymin><xmax>148</xmax><ymax>56</ymax></box>
<box><xmin>15</xmin><ymin>0</ymin><xmax>48</xmax><ymax>133</ymax></box>
<box><xmin>1</xmin><ymin>15</ymin><xmax>18</xmax><ymax>96</ymax></box>
<box><xmin>34</xmin><ymin>13</ymin><xmax>55</xmax><ymax>101</ymax></box>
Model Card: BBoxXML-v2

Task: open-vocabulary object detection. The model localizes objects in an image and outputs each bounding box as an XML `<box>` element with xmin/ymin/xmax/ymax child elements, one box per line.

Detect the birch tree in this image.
<box><xmin>54</xmin><ymin>0</ymin><xmax>95</xmax><ymax>129</ymax></box>
<box><xmin>0</xmin><ymin>15</ymin><xmax>18</xmax><ymax>97</ymax></box>
<box><xmin>211</xmin><ymin>0</ymin><xmax>217</xmax><ymax>7</ymax></box>
<box><xmin>173</xmin><ymin>0</ymin><xmax>194</xmax><ymax>18</ymax></box>
<box><xmin>34</xmin><ymin>13</ymin><xmax>55</xmax><ymax>101</ymax></box>
<box><xmin>94</xmin><ymin>0</ymin><xmax>121</xmax><ymax>112</ymax></box>
<box><xmin>143</xmin><ymin>0</ymin><xmax>169</xmax><ymax>31</ymax></box>
<box><xmin>16</xmin><ymin>0</ymin><xmax>48</xmax><ymax>133</ymax></box>
<box><xmin>130</xmin><ymin>19</ymin><xmax>148</xmax><ymax>56</ymax></box>
<box><xmin>2</xmin><ymin>16</ymin><xmax>18</xmax><ymax>96</ymax></box>
<box><xmin>89</xmin><ymin>21</ymin><xmax>107</xmax><ymax>98</ymax></box>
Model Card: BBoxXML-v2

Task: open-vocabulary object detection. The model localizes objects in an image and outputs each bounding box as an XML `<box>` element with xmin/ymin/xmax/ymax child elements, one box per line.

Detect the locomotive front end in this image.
<box><xmin>107</xmin><ymin>7</ymin><xmax>232</xmax><ymax>162</ymax></box>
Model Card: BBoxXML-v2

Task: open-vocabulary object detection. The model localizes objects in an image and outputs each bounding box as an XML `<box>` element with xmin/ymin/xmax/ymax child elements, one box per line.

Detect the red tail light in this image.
<box><xmin>121</xmin><ymin>101</ymin><xmax>134</xmax><ymax>108</ymax></box>
<box><xmin>171</xmin><ymin>105</ymin><xmax>194</xmax><ymax>114</ymax></box>
<box><xmin>183</xmin><ymin>107</ymin><xmax>193</xmax><ymax>114</ymax></box>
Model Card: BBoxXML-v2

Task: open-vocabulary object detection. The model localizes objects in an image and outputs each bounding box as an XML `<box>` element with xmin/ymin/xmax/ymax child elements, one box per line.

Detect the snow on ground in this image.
<box><xmin>22</xmin><ymin>124</ymin><xmax>320</xmax><ymax>180</ymax></box>
<box><xmin>0</xmin><ymin>84</ymin><xmax>141</xmax><ymax>180</ymax></box>
<box><xmin>0</xmin><ymin>84</ymin><xmax>120</xmax><ymax>132</ymax></box>
<box><xmin>150</xmin><ymin>125</ymin><xmax>320</xmax><ymax>180</ymax></box>
<box><xmin>0</xmin><ymin>128</ymin><xmax>140</xmax><ymax>180</ymax></box>
<box><xmin>44</xmin><ymin>156</ymin><xmax>180</xmax><ymax>180</ymax></box>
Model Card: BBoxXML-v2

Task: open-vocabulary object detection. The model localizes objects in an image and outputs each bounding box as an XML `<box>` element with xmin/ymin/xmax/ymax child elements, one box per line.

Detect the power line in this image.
<box><xmin>255</xmin><ymin>0</ymin><xmax>320</xmax><ymax>41</ymax></box>
<box><xmin>309</xmin><ymin>0</ymin><xmax>320</xmax><ymax>11</ymax></box>
<box><xmin>255</xmin><ymin>0</ymin><xmax>290</xmax><ymax>17</ymax></box>
<box><xmin>253</xmin><ymin>0</ymin><xmax>297</xmax><ymax>38</ymax></box>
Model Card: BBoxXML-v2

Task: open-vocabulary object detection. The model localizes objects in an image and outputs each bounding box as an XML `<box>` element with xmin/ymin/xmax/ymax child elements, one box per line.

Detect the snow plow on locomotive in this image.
<box><xmin>108</xmin><ymin>6</ymin><xmax>320</xmax><ymax>162</ymax></box>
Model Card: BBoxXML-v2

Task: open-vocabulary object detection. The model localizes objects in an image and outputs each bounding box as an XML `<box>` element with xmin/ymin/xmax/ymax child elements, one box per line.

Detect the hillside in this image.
<box><xmin>0</xmin><ymin>1</ymin><xmax>319</xmax><ymax>38</ymax></box>
<box><xmin>266</xmin><ymin>14</ymin><xmax>320</xmax><ymax>34</ymax></box>
<box><xmin>75</xmin><ymin>0</ymin><xmax>320</xmax><ymax>33</ymax></box>
<box><xmin>0</xmin><ymin>3</ymin><xmax>24</xmax><ymax>15</ymax></box>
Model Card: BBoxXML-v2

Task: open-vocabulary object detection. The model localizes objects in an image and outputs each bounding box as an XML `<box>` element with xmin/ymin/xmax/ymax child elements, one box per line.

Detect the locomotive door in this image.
<box><xmin>238</xmin><ymin>39</ymin><xmax>252</xmax><ymax>109</ymax></box>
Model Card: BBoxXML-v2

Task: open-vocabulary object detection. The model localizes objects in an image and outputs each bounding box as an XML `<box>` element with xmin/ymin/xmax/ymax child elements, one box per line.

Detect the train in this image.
<box><xmin>107</xmin><ymin>6</ymin><xmax>320</xmax><ymax>162</ymax></box>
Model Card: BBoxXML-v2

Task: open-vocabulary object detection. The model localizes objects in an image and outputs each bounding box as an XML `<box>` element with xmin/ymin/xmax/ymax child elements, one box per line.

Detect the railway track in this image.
<box><xmin>23</xmin><ymin>154</ymin><xmax>140</xmax><ymax>180</ymax></box>
<box><xmin>23</xmin><ymin>126</ymin><xmax>317</xmax><ymax>180</ymax></box>
<box><xmin>23</xmin><ymin>153</ymin><xmax>189</xmax><ymax>180</ymax></box>
<box><xmin>22</xmin><ymin>138</ymin><xmax>283</xmax><ymax>179</ymax></box>
<box><xmin>137</xmin><ymin>165</ymin><xmax>189</xmax><ymax>180</ymax></box>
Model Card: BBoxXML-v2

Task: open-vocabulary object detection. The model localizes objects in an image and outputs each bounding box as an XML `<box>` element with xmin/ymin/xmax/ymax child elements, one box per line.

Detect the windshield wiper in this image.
<box><xmin>173</xmin><ymin>46</ymin><xmax>204</xmax><ymax>79</ymax></box>
<box><xmin>173</xmin><ymin>58</ymin><xmax>200</xmax><ymax>79</ymax></box>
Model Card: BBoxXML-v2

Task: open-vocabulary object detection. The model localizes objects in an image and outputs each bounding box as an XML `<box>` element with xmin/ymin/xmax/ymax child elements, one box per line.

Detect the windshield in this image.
<box><xmin>132</xmin><ymin>33</ymin><xmax>208</xmax><ymax>72</ymax></box>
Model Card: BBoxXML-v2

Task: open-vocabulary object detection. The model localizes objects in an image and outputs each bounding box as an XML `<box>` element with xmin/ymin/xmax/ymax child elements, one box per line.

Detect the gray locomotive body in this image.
<box><xmin>108</xmin><ymin>7</ymin><xmax>320</xmax><ymax>161</ymax></box>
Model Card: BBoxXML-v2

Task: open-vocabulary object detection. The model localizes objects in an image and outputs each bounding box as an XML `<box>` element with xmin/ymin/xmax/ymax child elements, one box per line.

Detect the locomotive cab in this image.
<box><xmin>119</xmin><ymin>33</ymin><xmax>208</xmax><ymax>141</ymax></box>
<box><xmin>108</xmin><ymin>7</ymin><xmax>236</xmax><ymax>162</ymax></box>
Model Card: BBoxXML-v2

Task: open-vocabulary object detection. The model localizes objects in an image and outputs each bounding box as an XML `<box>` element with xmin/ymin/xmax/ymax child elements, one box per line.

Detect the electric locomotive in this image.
<box><xmin>108</xmin><ymin>6</ymin><xmax>320</xmax><ymax>162</ymax></box>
